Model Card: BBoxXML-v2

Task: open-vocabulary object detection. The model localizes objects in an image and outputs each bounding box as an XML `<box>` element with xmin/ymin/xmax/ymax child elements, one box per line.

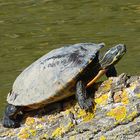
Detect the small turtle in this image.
<box><xmin>3</xmin><ymin>43</ymin><xmax>126</xmax><ymax>128</ymax></box>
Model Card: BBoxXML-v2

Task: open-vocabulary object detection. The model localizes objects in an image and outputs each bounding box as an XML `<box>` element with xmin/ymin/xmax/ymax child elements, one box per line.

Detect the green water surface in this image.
<box><xmin>0</xmin><ymin>0</ymin><xmax>140</xmax><ymax>117</ymax></box>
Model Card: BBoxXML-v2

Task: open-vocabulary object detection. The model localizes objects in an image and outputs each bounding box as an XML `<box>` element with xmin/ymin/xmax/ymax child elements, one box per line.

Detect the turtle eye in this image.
<box><xmin>116</xmin><ymin>44</ymin><xmax>126</xmax><ymax>53</ymax></box>
<box><xmin>117</xmin><ymin>45</ymin><xmax>122</xmax><ymax>50</ymax></box>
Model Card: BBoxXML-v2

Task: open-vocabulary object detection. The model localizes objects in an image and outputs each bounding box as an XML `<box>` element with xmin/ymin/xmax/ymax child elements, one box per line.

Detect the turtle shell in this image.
<box><xmin>7</xmin><ymin>43</ymin><xmax>104</xmax><ymax>108</ymax></box>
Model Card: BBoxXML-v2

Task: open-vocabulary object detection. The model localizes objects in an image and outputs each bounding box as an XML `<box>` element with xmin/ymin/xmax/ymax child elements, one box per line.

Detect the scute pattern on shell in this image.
<box><xmin>7</xmin><ymin>43</ymin><xmax>104</xmax><ymax>107</ymax></box>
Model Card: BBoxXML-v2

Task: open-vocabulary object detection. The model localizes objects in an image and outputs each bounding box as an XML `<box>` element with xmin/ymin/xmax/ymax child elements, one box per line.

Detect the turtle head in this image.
<box><xmin>99</xmin><ymin>44</ymin><xmax>126</xmax><ymax>69</ymax></box>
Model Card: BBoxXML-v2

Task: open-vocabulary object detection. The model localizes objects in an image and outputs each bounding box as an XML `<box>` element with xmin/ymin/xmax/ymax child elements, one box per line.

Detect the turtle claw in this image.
<box><xmin>3</xmin><ymin>104</ymin><xmax>22</xmax><ymax>128</ymax></box>
<box><xmin>79</xmin><ymin>98</ymin><xmax>93</xmax><ymax>110</ymax></box>
<box><xmin>3</xmin><ymin>115</ymin><xmax>20</xmax><ymax>128</ymax></box>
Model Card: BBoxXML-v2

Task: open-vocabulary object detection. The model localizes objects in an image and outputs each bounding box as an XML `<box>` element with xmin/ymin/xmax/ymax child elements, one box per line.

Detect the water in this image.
<box><xmin>0</xmin><ymin>0</ymin><xmax>139</xmax><ymax>117</ymax></box>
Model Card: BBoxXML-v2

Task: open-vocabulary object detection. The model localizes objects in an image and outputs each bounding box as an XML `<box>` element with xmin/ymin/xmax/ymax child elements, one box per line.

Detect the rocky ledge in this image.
<box><xmin>0</xmin><ymin>73</ymin><xmax>140</xmax><ymax>140</ymax></box>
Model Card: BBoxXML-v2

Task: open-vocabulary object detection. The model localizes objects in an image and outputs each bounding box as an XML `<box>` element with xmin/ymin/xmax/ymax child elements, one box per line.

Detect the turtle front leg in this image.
<box><xmin>3</xmin><ymin>104</ymin><xmax>22</xmax><ymax>128</ymax></box>
<box><xmin>106</xmin><ymin>65</ymin><xmax>117</xmax><ymax>77</ymax></box>
<box><xmin>76</xmin><ymin>80</ymin><xmax>93</xmax><ymax>110</ymax></box>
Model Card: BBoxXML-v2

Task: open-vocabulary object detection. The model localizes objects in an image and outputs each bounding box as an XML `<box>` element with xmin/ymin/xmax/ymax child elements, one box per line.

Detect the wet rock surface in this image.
<box><xmin>0</xmin><ymin>73</ymin><xmax>140</xmax><ymax>140</ymax></box>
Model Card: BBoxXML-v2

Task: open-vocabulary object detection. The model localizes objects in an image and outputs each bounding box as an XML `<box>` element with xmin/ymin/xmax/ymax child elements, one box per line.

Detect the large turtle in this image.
<box><xmin>3</xmin><ymin>43</ymin><xmax>126</xmax><ymax>128</ymax></box>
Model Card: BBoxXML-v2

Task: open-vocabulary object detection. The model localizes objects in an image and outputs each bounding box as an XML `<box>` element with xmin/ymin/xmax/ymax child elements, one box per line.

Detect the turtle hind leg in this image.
<box><xmin>3</xmin><ymin>104</ymin><xmax>22</xmax><ymax>128</ymax></box>
<box><xmin>76</xmin><ymin>80</ymin><xmax>93</xmax><ymax>110</ymax></box>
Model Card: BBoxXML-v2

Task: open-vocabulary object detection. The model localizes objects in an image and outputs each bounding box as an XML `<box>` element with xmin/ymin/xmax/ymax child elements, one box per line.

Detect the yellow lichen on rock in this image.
<box><xmin>52</xmin><ymin>127</ymin><xmax>63</xmax><ymax>138</ymax></box>
<box><xmin>64</xmin><ymin>106</ymin><xmax>75</xmax><ymax>116</ymax></box>
<box><xmin>102</xmin><ymin>79</ymin><xmax>112</xmax><ymax>91</ymax></box>
<box><xmin>136</xmin><ymin>93</ymin><xmax>140</xmax><ymax>98</ymax></box>
<box><xmin>63</xmin><ymin>101</ymin><xmax>96</xmax><ymax>123</ymax></box>
<box><xmin>78</xmin><ymin>109</ymin><xmax>94</xmax><ymax>122</ymax></box>
<box><xmin>100</xmin><ymin>135</ymin><xmax>106</xmax><ymax>140</ymax></box>
<box><xmin>107</xmin><ymin>106</ymin><xmax>127</xmax><ymax>122</ymax></box>
<box><xmin>77</xmin><ymin>106</ymin><xmax>96</xmax><ymax>122</ymax></box>
<box><xmin>47</xmin><ymin>114</ymin><xmax>58</xmax><ymax>123</ymax></box>
<box><xmin>18</xmin><ymin>127</ymin><xmax>30</xmax><ymax>139</ymax></box>
<box><xmin>25</xmin><ymin>117</ymin><xmax>35</xmax><ymax>126</ymax></box>
<box><xmin>64</xmin><ymin>122</ymin><xmax>74</xmax><ymax>132</ymax></box>
<box><xmin>43</xmin><ymin>133</ymin><xmax>48</xmax><ymax>138</ymax></box>
<box><xmin>18</xmin><ymin>127</ymin><xmax>36</xmax><ymax>139</ymax></box>
<box><xmin>130</xmin><ymin>83</ymin><xmax>136</xmax><ymax>91</ymax></box>
<box><xmin>36</xmin><ymin>124</ymin><xmax>43</xmax><ymax>129</ymax></box>
<box><xmin>126</xmin><ymin>111</ymin><xmax>138</xmax><ymax>121</ymax></box>
<box><xmin>64</xmin><ymin>109</ymin><xmax>71</xmax><ymax>115</ymax></box>
<box><xmin>40</xmin><ymin>133</ymin><xmax>48</xmax><ymax>140</ymax></box>
<box><xmin>52</xmin><ymin>121</ymin><xmax>74</xmax><ymax>138</ymax></box>
<box><xmin>95</xmin><ymin>94</ymin><xmax>108</xmax><ymax>105</ymax></box>
<box><xmin>121</xmin><ymin>90</ymin><xmax>129</xmax><ymax>105</ymax></box>
<box><xmin>29</xmin><ymin>129</ymin><xmax>36</xmax><ymax>136</ymax></box>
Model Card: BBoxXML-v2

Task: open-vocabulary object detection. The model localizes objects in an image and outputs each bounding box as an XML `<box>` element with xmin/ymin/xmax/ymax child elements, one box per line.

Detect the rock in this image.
<box><xmin>0</xmin><ymin>73</ymin><xmax>140</xmax><ymax>140</ymax></box>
